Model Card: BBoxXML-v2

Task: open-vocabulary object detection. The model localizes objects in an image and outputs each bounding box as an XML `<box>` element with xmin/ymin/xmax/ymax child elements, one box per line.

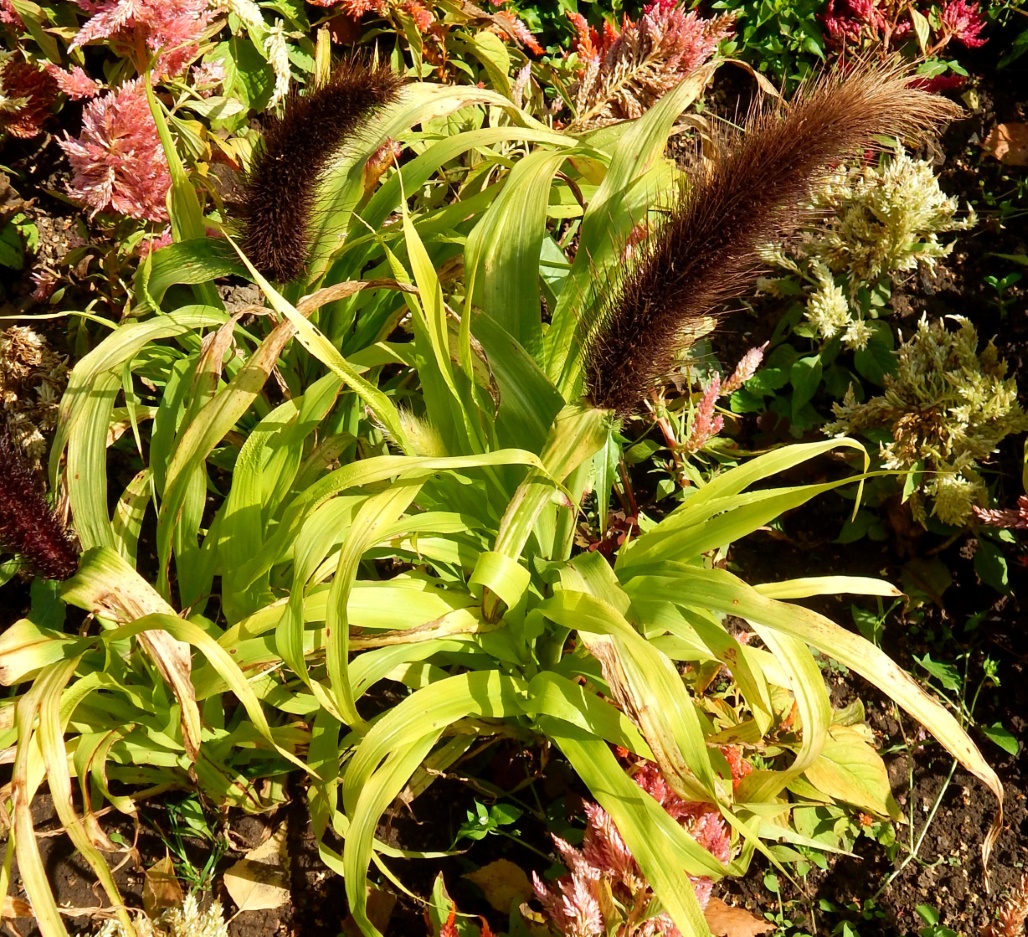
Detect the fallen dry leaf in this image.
<box><xmin>464</xmin><ymin>858</ymin><xmax>533</xmax><ymax>914</ymax></box>
<box><xmin>223</xmin><ymin>825</ymin><xmax>290</xmax><ymax>913</ymax></box>
<box><xmin>143</xmin><ymin>856</ymin><xmax>184</xmax><ymax>917</ymax></box>
<box><xmin>983</xmin><ymin>123</ymin><xmax>1028</xmax><ymax>166</ymax></box>
<box><xmin>704</xmin><ymin>897</ymin><xmax>775</xmax><ymax>937</ymax></box>
<box><xmin>340</xmin><ymin>887</ymin><xmax>396</xmax><ymax>937</ymax></box>
<box><xmin>3</xmin><ymin>895</ymin><xmax>33</xmax><ymax>918</ymax></box>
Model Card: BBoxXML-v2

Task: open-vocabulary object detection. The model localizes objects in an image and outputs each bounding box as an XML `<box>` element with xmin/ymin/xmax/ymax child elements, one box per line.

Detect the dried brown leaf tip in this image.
<box><xmin>585</xmin><ymin>64</ymin><xmax>960</xmax><ymax>417</ymax></box>
<box><xmin>0</xmin><ymin>425</ymin><xmax>79</xmax><ymax>580</ymax></box>
<box><xmin>238</xmin><ymin>59</ymin><xmax>403</xmax><ymax>282</ymax></box>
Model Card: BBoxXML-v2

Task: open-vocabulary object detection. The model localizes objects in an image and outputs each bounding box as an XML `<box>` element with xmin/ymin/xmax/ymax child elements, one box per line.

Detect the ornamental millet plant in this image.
<box><xmin>2</xmin><ymin>54</ymin><xmax>1006</xmax><ymax>937</ymax></box>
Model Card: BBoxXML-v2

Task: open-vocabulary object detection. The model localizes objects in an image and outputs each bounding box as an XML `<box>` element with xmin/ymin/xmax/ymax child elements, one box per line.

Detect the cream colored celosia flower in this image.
<box><xmin>764</xmin><ymin>149</ymin><xmax>974</xmax><ymax>349</ymax></box>
<box><xmin>825</xmin><ymin>316</ymin><xmax>1028</xmax><ymax>526</ymax></box>
<box><xmin>806</xmin><ymin>262</ymin><xmax>851</xmax><ymax>339</ymax></box>
<box><xmin>94</xmin><ymin>895</ymin><xmax>229</xmax><ymax>937</ymax></box>
<box><xmin>264</xmin><ymin>19</ymin><xmax>291</xmax><ymax>107</ymax></box>
<box><xmin>216</xmin><ymin>0</ymin><xmax>264</xmax><ymax>33</ymax></box>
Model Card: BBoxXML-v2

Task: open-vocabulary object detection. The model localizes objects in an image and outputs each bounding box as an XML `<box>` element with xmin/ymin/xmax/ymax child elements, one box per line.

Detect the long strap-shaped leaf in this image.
<box><xmin>623</xmin><ymin>566</ymin><xmax>1004</xmax><ymax>869</ymax></box>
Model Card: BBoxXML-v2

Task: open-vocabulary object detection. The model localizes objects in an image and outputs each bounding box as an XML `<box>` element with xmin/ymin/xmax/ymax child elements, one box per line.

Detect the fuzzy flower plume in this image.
<box><xmin>940</xmin><ymin>0</ymin><xmax>986</xmax><ymax>46</ymax></box>
<box><xmin>239</xmin><ymin>60</ymin><xmax>403</xmax><ymax>281</ymax></box>
<box><xmin>47</xmin><ymin>64</ymin><xmax>101</xmax><ymax>99</ymax></box>
<box><xmin>0</xmin><ymin>426</ymin><xmax>79</xmax><ymax>581</ymax></box>
<box><xmin>95</xmin><ymin>894</ymin><xmax>229</xmax><ymax>937</ymax></box>
<box><xmin>826</xmin><ymin>316</ymin><xmax>1028</xmax><ymax>526</ymax></box>
<box><xmin>567</xmin><ymin>1</ymin><xmax>732</xmax><ymax>130</ymax></box>
<box><xmin>974</xmin><ymin>496</ymin><xmax>1028</xmax><ymax>530</ymax></box>
<box><xmin>0</xmin><ymin>55</ymin><xmax>58</xmax><ymax>138</ymax></box>
<box><xmin>533</xmin><ymin>758</ymin><xmax>732</xmax><ymax>936</ymax></box>
<box><xmin>982</xmin><ymin>874</ymin><xmax>1028</xmax><ymax>937</ymax></box>
<box><xmin>58</xmin><ymin>79</ymin><xmax>171</xmax><ymax>221</ymax></box>
<box><xmin>585</xmin><ymin>65</ymin><xmax>959</xmax><ymax>416</ymax></box>
<box><xmin>71</xmin><ymin>0</ymin><xmax>211</xmax><ymax>79</ymax></box>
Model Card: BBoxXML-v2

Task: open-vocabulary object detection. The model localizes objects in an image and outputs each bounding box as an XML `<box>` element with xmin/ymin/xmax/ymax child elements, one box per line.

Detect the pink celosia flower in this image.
<box><xmin>1</xmin><ymin>0</ymin><xmax>22</xmax><ymax>27</ymax></box>
<box><xmin>565</xmin><ymin>2</ymin><xmax>733</xmax><ymax>128</ymax></box>
<box><xmin>683</xmin><ymin>374</ymin><xmax>724</xmax><ymax>455</ymax></box>
<box><xmin>70</xmin><ymin>0</ymin><xmax>212</xmax><ymax>79</ymax></box>
<box><xmin>190</xmin><ymin>59</ymin><xmax>225</xmax><ymax>96</ymax></box>
<box><xmin>720</xmin><ymin>342</ymin><xmax>768</xmax><ymax>395</ymax></box>
<box><xmin>534</xmin><ymin>759</ymin><xmax>733</xmax><ymax>936</ymax></box>
<box><xmin>138</xmin><ymin>227</ymin><xmax>174</xmax><ymax>256</ymax></box>
<box><xmin>940</xmin><ymin>0</ymin><xmax>986</xmax><ymax>46</ymax></box>
<box><xmin>58</xmin><ymin>79</ymin><xmax>171</xmax><ymax>221</ymax></box>
<box><xmin>532</xmin><ymin>866</ymin><xmax>604</xmax><ymax>937</ymax></box>
<box><xmin>0</xmin><ymin>58</ymin><xmax>58</xmax><ymax>138</ymax></box>
<box><xmin>46</xmin><ymin>64</ymin><xmax>101</xmax><ymax>99</ymax></box>
<box><xmin>973</xmin><ymin>496</ymin><xmax>1028</xmax><ymax>529</ymax></box>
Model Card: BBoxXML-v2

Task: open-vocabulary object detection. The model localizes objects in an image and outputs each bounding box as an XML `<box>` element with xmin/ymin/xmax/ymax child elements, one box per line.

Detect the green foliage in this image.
<box><xmin>0</xmin><ymin>57</ymin><xmax>1003</xmax><ymax>937</ymax></box>
<box><xmin>713</xmin><ymin>0</ymin><xmax>826</xmax><ymax>89</ymax></box>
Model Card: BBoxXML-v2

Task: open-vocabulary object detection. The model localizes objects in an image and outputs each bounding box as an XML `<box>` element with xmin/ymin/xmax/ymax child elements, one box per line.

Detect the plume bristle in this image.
<box><xmin>238</xmin><ymin>60</ymin><xmax>403</xmax><ymax>282</ymax></box>
<box><xmin>586</xmin><ymin>64</ymin><xmax>960</xmax><ymax>416</ymax></box>
<box><xmin>0</xmin><ymin>426</ymin><xmax>79</xmax><ymax>581</ymax></box>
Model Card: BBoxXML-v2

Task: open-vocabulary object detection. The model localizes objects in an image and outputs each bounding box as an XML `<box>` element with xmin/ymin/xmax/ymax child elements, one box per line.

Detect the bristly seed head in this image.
<box><xmin>585</xmin><ymin>63</ymin><xmax>960</xmax><ymax>416</ymax></box>
<box><xmin>238</xmin><ymin>59</ymin><xmax>403</xmax><ymax>282</ymax></box>
<box><xmin>0</xmin><ymin>426</ymin><xmax>80</xmax><ymax>580</ymax></box>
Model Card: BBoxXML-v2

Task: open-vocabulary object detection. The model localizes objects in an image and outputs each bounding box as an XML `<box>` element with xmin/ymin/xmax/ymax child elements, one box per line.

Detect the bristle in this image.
<box><xmin>0</xmin><ymin>426</ymin><xmax>79</xmax><ymax>580</ymax></box>
<box><xmin>586</xmin><ymin>63</ymin><xmax>960</xmax><ymax>416</ymax></box>
<box><xmin>238</xmin><ymin>60</ymin><xmax>403</xmax><ymax>282</ymax></box>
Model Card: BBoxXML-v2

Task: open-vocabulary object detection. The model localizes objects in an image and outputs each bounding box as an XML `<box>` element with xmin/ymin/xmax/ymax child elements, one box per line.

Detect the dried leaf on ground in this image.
<box><xmin>3</xmin><ymin>895</ymin><xmax>33</xmax><ymax>917</ymax></box>
<box><xmin>983</xmin><ymin>123</ymin><xmax>1028</xmax><ymax>166</ymax></box>
<box><xmin>223</xmin><ymin>825</ymin><xmax>290</xmax><ymax>912</ymax></box>
<box><xmin>704</xmin><ymin>897</ymin><xmax>775</xmax><ymax>936</ymax></box>
<box><xmin>143</xmin><ymin>855</ymin><xmax>184</xmax><ymax>917</ymax></box>
<box><xmin>464</xmin><ymin>858</ymin><xmax>534</xmax><ymax>913</ymax></box>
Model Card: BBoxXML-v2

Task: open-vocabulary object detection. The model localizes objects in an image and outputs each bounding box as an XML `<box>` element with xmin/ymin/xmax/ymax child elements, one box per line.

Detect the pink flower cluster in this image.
<box><xmin>570</xmin><ymin>2</ymin><xmax>732</xmax><ymax>83</ymax></box>
<box><xmin>533</xmin><ymin>759</ymin><xmax>735</xmax><ymax>937</ymax></box>
<box><xmin>70</xmin><ymin>0</ymin><xmax>212</xmax><ymax>79</ymax></box>
<box><xmin>973</xmin><ymin>495</ymin><xmax>1028</xmax><ymax>530</ymax></box>
<box><xmin>1</xmin><ymin>0</ymin><xmax>21</xmax><ymax>27</ymax></box>
<box><xmin>57</xmin><ymin>79</ymin><xmax>171</xmax><ymax>221</ymax></box>
<box><xmin>822</xmin><ymin>0</ymin><xmax>986</xmax><ymax>55</ymax></box>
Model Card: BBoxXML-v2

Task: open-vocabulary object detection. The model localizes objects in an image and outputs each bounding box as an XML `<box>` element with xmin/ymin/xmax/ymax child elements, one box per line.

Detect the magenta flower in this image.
<box><xmin>940</xmin><ymin>0</ymin><xmax>986</xmax><ymax>46</ymax></box>
<box><xmin>0</xmin><ymin>426</ymin><xmax>79</xmax><ymax>581</ymax></box>
<box><xmin>71</xmin><ymin>0</ymin><xmax>212</xmax><ymax>79</ymax></box>
<box><xmin>58</xmin><ymin>79</ymin><xmax>171</xmax><ymax>222</ymax></box>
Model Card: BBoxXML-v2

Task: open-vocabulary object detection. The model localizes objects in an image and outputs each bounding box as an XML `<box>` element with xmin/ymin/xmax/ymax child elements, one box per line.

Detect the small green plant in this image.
<box><xmin>916</xmin><ymin>903</ymin><xmax>962</xmax><ymax>937</ymax></box>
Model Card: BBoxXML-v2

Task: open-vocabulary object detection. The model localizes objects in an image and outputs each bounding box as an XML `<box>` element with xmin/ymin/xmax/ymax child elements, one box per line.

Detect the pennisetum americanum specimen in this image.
<box><xmin>484</xmin><ymin>64</ymin><xmax>959</xmax><ymax>623</ymax></box>
<box><xmin>238</xmin><ymin>59</ymin><xmax>403</xmax><ymax>282</ymax></box>
<box><xmin>583</xmin><ymin>64</ymin><xmax>960</xmax><ymax>417</ymax></box>
<box><xmin>0</xmin><ymin>426</ymin><xmax>79</xmax><ymax>580</ymax></box>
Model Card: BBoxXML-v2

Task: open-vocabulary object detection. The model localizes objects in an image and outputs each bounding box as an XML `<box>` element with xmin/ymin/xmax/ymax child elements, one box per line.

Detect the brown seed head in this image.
<box><xmin>586</xmin><ymin>63</ymin><xmax>961</xmax><ymax>416</ymax></box>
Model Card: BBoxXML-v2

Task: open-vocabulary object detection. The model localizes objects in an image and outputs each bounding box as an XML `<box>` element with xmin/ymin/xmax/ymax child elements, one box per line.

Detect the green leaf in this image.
<box><xmin>803</xmin><ymin>725</ymin><xmax>900</xmax><ymax>818</ymax></box>
<box><xmin>974</xmin><ymin>537</ymin><xmax>1010</xmax><ymax>595</ymax></box>
<box><xmin>0</xmin><ymin>221</ymin><xmax>24</xmax><ymax>268</ymax></box>
<box><xmin>981</xmin><ymin>723</ymin><xmax>1019</xmax><ymax>756</ymax></box>
<box><xmin>913</xmin><ymin>653</ymin><xmax>961</xmax><ymax>693</ymax></box>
